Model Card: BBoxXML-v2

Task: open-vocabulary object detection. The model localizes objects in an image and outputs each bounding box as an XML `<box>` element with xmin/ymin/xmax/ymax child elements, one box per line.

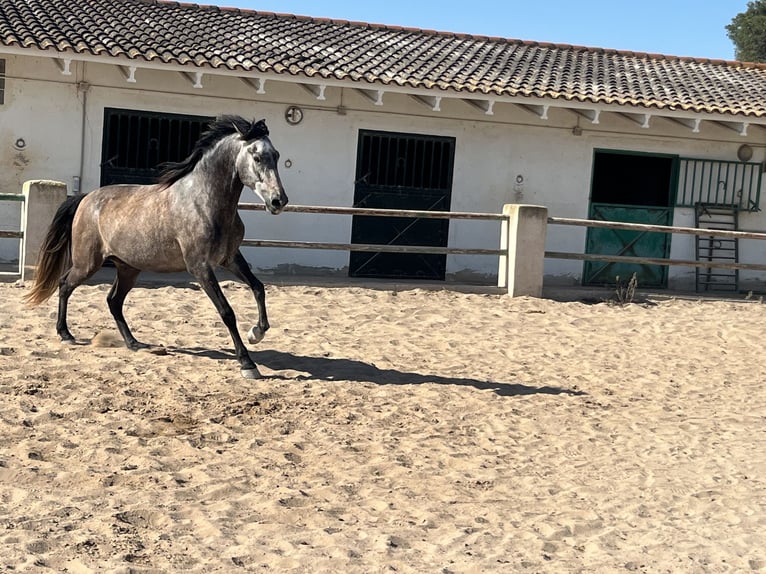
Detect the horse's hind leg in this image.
<box><xmin>57</xmin><ymin>262</ymin><xmax>101</xmax><ymax>344</ymax></box>
<box><xmin>107</xmin><ymin>261</ymin><xmax>147</xmax><ymax>350</ymax></box>
<box><xmin>56</xmin><ymin>269</ymin><xmax>77</xmax><ymax>343</ymax></box>
<box><xmin>224</xmin><ymin>250</ymin><xmax>269</xmax><ymax>345</ymax></box>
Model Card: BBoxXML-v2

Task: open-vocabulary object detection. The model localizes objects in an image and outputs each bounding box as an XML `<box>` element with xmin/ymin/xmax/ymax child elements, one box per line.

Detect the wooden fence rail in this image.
<box><xmin>8</xmin><ymin>192</ymin><xmax>766</xmax><ymax>293</ymax></box>
<box><xmin>548</xmin><ymin>216</ymin><xmax>766</xmax><ymax>242</ymax></box>
<box><xmin>238</xmin><ymin>202</ymin><xmax>546</xmax><ymax>295</ymax></box>
<box><xmin>0</xmin><ymin>193</ymin><xmax>24</xmax><ymax>277</ymax></box>
<box><xmin>0</xmin><ymin>193</ymin><xmax>24</xmax><ymax>239</ymax></box>
<box><xmin>238</xmin><ymin>202</ymin><xmax>506</xmax><ymax>257</ymax></box>
<box><xmin>239</xmin><ymin>202</ymin><xmax>766</xmax><ymax>273</ymax></box>
<box><xmin>545</xmin><ymin>216</ymin><xmax>766</xmax><ymax>272</ymax></box>
<box><xmin>238</xmin><ymin>203</ymin><xmax>506</xmax><ymax>221</ymax></box>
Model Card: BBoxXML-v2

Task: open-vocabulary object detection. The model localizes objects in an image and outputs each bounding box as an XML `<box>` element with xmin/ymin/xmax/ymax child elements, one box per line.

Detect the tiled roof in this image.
<box><xmin>2</xmin><ymin>0</ymin><xmax>766</xmax><ymax>119</ymax></box>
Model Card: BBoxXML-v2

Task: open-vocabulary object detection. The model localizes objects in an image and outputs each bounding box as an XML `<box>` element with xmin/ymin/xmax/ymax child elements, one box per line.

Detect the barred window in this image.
<box><xmin>0</xmin><ymin>59</ymin><xmax>5</xmax><ymax>104</ymax></box>
<box><xmin>677</xmin><ymin>157</ymin><xmax>763</xmax><ymax>212</ymax></box>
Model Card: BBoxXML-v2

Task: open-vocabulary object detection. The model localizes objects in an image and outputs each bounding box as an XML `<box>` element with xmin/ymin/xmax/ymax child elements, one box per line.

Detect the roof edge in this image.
<box><xmin>145</xmin><ymin>0</ymin><xmax>766</xmax><ymax>70</ymax></box>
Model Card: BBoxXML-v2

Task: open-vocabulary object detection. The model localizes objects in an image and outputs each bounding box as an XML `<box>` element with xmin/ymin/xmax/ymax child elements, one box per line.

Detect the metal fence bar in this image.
<box><xmin>548</xmin><ymin>216</ymin><xmax>766</xmax><ymax>241</ymax></box>
<box><xmin>238</xmin><ymin>202</ymin><xmax>507</xmax><ymax>221</ymax></box>
<box><xmin>546</xmin><ymin>251</ymin><xmax>766</xmax><ymax>272</ymax></box>
<box><xmin>547</xmin><ymin>216</ymin><xmax>766</xmax><ymax>273</ymax></box>
<box><xmin>242</xmin><ymin>239</ymin><xmax>503</xmax><ymax>256</ymax></box>
<box><xmin>238</xmin><ymin>204</ymin><xmax>505</xmax><ymax>267</ymax></box>
<box><xmin>236</xmin><ymin>205</ymin><xmax>766</xmax><ymax>277</ymax></box>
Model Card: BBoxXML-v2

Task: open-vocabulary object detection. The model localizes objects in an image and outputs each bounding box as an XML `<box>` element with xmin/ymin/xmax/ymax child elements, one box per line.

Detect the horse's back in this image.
<box><xmin>73</xmin><ymin>184</ymin><xmax>189</xmax><ymax>272</ymax></box>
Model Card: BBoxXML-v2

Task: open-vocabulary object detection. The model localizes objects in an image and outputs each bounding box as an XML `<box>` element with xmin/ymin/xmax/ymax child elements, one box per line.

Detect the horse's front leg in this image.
<box><xmin>191</xmin><ymin>262</ymin><xmax>261</xmax><ymax>379</ymax></box>
<box><xmin>224</xmin><ymin>250</ymin><xmax>269</xmax><ymax>345</ymax></box>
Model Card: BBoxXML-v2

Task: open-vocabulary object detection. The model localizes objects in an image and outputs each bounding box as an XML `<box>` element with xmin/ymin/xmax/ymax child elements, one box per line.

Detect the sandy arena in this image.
<box><xmin>1</xmin><ymin>277</ymin><xmax>765</xmax><ymax>573</ymax></box>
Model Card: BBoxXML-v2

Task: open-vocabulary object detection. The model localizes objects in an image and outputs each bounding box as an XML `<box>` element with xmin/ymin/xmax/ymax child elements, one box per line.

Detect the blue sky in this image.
<box><xmin>208</xmin><ymin>1</ymin><xmax>748</xmax><ymax>61</ymax></box>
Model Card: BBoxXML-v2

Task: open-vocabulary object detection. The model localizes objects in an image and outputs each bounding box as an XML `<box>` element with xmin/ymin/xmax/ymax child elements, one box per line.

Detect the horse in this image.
<box><xmin>24</xmin><ymin>115</ymin><xmax>288</xmax><ymax>379</ymax></box>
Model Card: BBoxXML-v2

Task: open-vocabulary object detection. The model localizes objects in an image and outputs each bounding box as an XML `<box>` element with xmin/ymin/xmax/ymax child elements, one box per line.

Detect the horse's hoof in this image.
<box><xmin>140</xmin><ymin>346</ymin><xmax>168</xmax><ymax>356</ymax></box>
<box><xmin>247</xmin><ymin>326</ymin><xmax>265</xmax><ymax>345</ymax></box>
<box><xmin>61</xmin><ymin>338</ymin><xmax>76</xmax><ymax>346</ymax></box>
<box><xmin>128</xmin><ymin>343</ymin><xmax>150</xmax><ymax>352</ymax></box>
<box><xmin>241</xmin><ymin>367</ymin><xmax>263</xmax><ymax>379</ymax></box>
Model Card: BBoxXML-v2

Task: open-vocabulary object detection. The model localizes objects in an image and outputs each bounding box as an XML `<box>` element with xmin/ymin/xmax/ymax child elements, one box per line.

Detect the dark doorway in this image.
<box><xmin>100</xmin><ymin>108</ymin><xmax>212</xmax><ymax>186</ymax></box>
<box><xmin>584</xmin><ymin>150</ymin><xmax>677</xmax><ymax>287</ymax></box>
<box><xmin>349</xmin><ymin>130</ymin><xmax>456</xmax><ymax>280</ymax></box>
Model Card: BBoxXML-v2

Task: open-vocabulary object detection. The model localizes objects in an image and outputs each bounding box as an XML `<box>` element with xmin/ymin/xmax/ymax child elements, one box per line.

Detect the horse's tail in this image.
<box><xmin>24</xmin><ymin>194</ymin><xmax>86</xmax><ymax>306</ymax></box>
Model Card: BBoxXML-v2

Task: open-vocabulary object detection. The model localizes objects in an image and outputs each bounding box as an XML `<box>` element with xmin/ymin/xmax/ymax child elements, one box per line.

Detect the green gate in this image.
<box><xmin>583</xmin><ymin>203</ymin><xmax>672</xmax><ymax>287</ymax></box>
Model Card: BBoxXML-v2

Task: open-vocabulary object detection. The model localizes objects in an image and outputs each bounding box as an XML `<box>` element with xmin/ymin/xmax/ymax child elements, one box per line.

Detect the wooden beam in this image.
<box><xmin>355</xmin><ymin>88</ymin><xmax>385</xmax><ymax>106</ymax></box>
<box><xmin>410</xmin><ymin>94</ymin><xmax>442</xmax><ymax>111</ymax></box>
<box><xmin>240</xmin><ymin>77</ymin><xmax>266</xmax><ymax>94</ymax></box>
<box><xmin>300</xmin><ymin>83</ymin><xmax>327</xmax><ymax>100</ymax></box>
<box><xmin>571</xmin><ymin>108</ymin><xmax>601</xmax><ymax>124</ymax></box>
<box><xmin>180</xmin><ymin>71</ymin><xmax>203</xmax><ymax>88</ymax></box>
<box><xmin>515</xmin><ymin>103</ymin><xmax>549</xmax><ymax>120</ymax></box>
<box><xmin>664</xmin><ymin>116</ymin><xmax>701</xmax><ymax>133</ymax></box>
<box><xmin>118</xmin><ymin>65</ymin><xmax>137</xmax><ymax>83</ymax></box>
<box><xmin>54</xmin><ymin>58</ymin><xmax>73</xmax><ymax>76</ymax></box>
<box><xmin>716</xmin><ymin>120</ymin><xmax>749</xmax><ymax>136</ymax></box>
<box><xmin>618</xmin><ymin>112</ymin><xmax>651</xmax><ymax>129</ymax></box>
<box><xmin>463</xmin><ymin>98</ymin><xmax>495</xmax><ymax>115</ymax></box>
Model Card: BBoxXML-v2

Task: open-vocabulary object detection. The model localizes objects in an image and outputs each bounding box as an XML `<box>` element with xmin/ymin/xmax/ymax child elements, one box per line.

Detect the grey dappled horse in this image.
<box><xmin>25</xmin><ymin>115</ymin><xmax>288</xmax><ymax>379</ymax></box>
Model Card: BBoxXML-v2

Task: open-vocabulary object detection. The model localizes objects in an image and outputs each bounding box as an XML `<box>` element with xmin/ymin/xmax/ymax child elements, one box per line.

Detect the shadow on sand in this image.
<box><xmin>171</xmin><ymin>346</ymin><xmax>585</xmax><ymax>398</ymax></box>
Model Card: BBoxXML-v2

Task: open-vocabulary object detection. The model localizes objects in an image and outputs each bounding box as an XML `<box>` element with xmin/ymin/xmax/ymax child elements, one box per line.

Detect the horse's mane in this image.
<box><xmin>156</xmin><ymin>115</ymin><xmax>269</xmax><ymax>187</ymax></box>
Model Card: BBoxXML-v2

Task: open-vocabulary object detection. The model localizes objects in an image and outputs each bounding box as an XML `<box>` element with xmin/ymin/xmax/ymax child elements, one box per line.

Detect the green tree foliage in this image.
<box><xmin>726</xmin><ymin>0</ymin><xmax>766</xmax><ymax>62</ymax></box>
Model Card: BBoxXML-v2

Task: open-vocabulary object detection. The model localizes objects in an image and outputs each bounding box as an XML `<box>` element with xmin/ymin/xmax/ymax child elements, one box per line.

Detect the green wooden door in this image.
<box><xmin>583</xmin><ymin>203</ymin><xmax>672</xmax><ymax>287</ymax></box>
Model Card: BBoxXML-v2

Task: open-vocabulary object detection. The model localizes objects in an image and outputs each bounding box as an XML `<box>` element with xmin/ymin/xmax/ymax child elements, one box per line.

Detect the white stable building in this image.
<box><xmin>1</xmin><ymin>0</ymin><xmax>765</xmax><ymax>292</ymax></box>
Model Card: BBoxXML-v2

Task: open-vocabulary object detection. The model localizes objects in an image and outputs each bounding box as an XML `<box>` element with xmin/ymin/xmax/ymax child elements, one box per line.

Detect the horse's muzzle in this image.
<box><xmin>267</xmin><ymin>197</ymin><xmax>285</xmax><ymax>215</ymax></box>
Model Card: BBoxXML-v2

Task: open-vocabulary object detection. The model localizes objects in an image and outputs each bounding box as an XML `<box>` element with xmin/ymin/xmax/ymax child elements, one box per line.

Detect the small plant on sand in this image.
<box><xmin>614</xmin><ymin>272</ymin><xmax>638</xmax><ymax>306</ymax></box>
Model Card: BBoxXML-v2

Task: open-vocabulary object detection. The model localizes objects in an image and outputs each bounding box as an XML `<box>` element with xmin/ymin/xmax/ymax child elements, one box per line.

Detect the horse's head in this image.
<box><xmin>235</xmin><ymin>120</ymin><xmax>288</xmax><ymax>215</ymax></box>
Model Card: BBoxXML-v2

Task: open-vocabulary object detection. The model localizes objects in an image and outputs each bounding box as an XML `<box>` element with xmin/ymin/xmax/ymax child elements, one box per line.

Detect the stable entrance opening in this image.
<box><xmin>584</xmin><ymin>150</ymin><xmax>676</xmax><ymax>287</ymax></box>
<box><xmin>349</xmin><ymin>129</ymin><xmax>456</xmax><ymax>280</ymax></box>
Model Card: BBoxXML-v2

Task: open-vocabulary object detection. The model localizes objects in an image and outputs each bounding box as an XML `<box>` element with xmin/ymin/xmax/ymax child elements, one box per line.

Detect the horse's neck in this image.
<box><xmin>188</xmin><ymin>141</ymin><xmax>244</xmax><ymax>216</ymax></box>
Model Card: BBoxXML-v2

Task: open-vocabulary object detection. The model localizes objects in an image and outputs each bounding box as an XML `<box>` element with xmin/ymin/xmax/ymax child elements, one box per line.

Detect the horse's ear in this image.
<box><xmin>248</xmin><ymin>119</ymin><xmax>269</xmax><ymax>140</ymax></box>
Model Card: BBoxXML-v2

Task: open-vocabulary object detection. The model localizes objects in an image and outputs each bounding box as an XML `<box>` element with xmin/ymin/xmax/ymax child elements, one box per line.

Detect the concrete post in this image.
<box><xmin>21</xmin><ymin>180</ymin><xmax>68</xmax><ymax>282</ymax></box>
<box><xmin>497</xmin><ymin>204</ymin><xmax>548</xmax><ymax>297</ymax></box>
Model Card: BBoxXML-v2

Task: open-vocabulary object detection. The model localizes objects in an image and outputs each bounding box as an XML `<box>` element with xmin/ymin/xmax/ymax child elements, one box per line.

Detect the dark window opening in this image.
<box><xmin>357</xmin><ymin>131</ymin><xmax>453</xmax><ymax>191</ymax></box>
<box><xmin>350</xmin><ymin>130</ymin><xmax>455</xmax><ymax>280</ymax></box>
<box><xmin>591</xmin><ymin>151</ymin><xmax>675</xmax><ymax>207</ymax></box>
<box><xmin>100</xmin><ymin>108</ymin><xmax>212</xmax><ymax>185</ymax></box>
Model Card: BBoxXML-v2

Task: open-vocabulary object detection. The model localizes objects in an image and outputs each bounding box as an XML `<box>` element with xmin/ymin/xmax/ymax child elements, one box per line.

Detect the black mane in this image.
<box><xmin>156</xmin><ymin>115</ymin><xmax>269</xmax><ymax>187</ymax></box>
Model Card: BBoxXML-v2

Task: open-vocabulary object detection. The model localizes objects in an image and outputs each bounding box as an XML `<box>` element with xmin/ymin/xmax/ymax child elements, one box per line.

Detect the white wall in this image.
<box><xmin>1</xmin><ymin>52</ymin><xmax>765</xmax><ymax>288</ymax></box>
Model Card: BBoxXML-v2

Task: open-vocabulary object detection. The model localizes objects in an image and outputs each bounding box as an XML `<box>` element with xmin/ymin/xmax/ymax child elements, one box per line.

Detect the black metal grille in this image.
<box><xmin>100</xmin><ymin>108</ymin><xmax>212</xmax><ymax>185</ymax></box>
<box><xmin>677</xmin><ymin>158</ymin><xmax>762</xmax><ymax>211</ymax></box>
<box><xmin>350</xmin><ymin>130</ymin><xmax>455</xmax><ymax>280</ymax></box>
<box><xmin>356</xmin><ymin>131</ymin><xmax>454</xmax><ymax>192</ymax></box>
<box><xmin>0</xmin><ymin>59</ymin><xmax>5</xmax><ymax>105</ymax></box>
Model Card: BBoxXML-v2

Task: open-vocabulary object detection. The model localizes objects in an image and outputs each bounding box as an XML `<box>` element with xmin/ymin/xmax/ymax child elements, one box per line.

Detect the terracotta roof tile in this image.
<box><xmin>1</xmin><ymin>0</ymin><xmax>765</xmax><ymax>118</ymax></box>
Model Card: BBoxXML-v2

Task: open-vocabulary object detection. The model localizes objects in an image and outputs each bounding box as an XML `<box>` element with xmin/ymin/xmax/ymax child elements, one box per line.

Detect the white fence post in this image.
<box><xmin>498</xmin><ymin>204</ymin><xmax>548</xmax><ymax>297</ymax></box>
<box><xmin>21</xmin><ymin>180</ymin><xmax>68</xmax><ymax>282</ymax></box>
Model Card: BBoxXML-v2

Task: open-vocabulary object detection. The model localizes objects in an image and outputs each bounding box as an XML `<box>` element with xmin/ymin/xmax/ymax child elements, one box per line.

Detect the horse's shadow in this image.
<box><xmin>172</xmin><ymin>347</ymin><xmax>585</xmax><ymax>398</ymax></box>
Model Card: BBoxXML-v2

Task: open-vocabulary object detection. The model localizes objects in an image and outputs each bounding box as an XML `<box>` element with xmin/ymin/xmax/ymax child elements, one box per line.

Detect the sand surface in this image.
<box><xmin>1</xmin><ymin>277</ymin><xmax>765</xmax><ymax>573</ymax></box>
